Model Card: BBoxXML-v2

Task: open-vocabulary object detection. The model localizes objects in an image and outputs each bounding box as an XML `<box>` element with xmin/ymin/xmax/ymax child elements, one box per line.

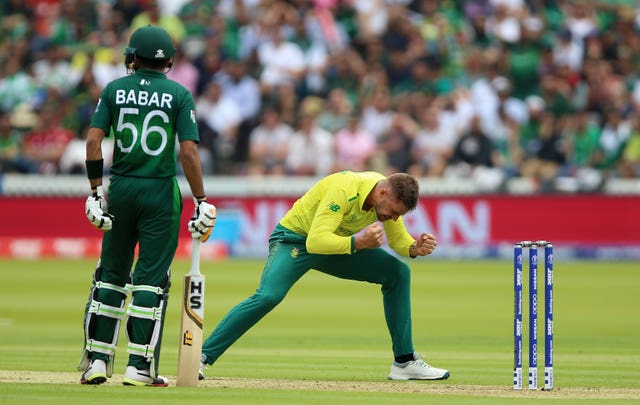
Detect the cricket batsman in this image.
<box><xmin>199</xmin><ymin>171</ymin><xmax>450</xmax><ymax>381</ymax></box>
<box><xmin>78</xmin><ymin>25</ymin><xmax>215</xmax><ymax>386</ymax></box>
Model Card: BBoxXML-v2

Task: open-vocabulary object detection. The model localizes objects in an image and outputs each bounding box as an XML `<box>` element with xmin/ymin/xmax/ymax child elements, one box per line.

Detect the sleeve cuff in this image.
<box><xmin>351</xmin><ymin>236</ymin><xmax>357</xmax><ymax>254</ymax></box>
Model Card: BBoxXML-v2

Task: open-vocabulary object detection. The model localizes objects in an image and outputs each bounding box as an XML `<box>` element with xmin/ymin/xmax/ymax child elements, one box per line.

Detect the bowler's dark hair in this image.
<box><xmin>388</xmin><ymin>173</ymin><xmax>419</xmax><ymax>211</ymax></box>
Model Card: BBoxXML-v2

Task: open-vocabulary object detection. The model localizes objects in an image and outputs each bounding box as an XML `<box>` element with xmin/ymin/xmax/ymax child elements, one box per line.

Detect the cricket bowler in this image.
<box><xmin>199</xmin><ymin>171</ymin><xmax>449</xmax><ymax>381</ymax></box>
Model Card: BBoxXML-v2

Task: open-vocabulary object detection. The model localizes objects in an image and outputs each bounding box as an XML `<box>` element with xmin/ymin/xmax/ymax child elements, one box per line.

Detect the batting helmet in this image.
<box><xmin>125</xmin><ymin>25</ymin><xmax>175</xmax><ymax>60</ymax></box>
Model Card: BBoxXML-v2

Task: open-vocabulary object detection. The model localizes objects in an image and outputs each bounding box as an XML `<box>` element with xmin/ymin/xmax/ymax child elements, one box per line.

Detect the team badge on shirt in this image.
<box><xmin>328</xmin><ymin>202</ymin><xmax>341</xmax><ymax>212</ymax></box>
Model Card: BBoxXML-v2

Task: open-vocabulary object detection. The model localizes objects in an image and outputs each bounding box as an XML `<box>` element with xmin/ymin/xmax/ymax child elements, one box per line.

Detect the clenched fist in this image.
<box><xmin>410</xmin><ymin>233</ymin><xmax>438</xmax><ymax>257</ymax></box>
<box><xmin>355</xmin><ymin>223</ymin><xmax>385</xmax><ymax>251</ymax></box>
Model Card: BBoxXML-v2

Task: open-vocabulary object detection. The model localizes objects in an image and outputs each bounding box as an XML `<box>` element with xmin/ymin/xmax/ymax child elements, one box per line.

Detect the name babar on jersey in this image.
<box><xmin>115</xmin><ymin>88</ymin><xmax>173</xmax><ymax>108</ymax></box>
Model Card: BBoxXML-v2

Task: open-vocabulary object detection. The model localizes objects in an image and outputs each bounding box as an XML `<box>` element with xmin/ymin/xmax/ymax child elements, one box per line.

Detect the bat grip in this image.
<box><xmin>190</xmin><ymin>238</ymin><xmax>201</xmax><ymax>276</ymax></box>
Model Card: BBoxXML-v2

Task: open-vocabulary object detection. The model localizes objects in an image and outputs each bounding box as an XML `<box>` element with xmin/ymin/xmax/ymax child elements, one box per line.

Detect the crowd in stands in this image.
<box><xmin>2</xmin><ymin>0</ymin><xmax>640</xmax><ymax>192</ymax></box>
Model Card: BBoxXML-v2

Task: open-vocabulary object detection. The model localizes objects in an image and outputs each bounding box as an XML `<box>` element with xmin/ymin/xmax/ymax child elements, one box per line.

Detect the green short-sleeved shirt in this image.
<box><xmin>91</xmin><ymin>69</ymin><xmax>198</xmax><ymax>178</ymax></box>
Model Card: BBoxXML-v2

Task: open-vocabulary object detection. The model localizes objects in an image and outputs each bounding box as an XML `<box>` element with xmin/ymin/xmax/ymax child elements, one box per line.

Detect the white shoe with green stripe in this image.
<box><xmin>80</xmin><ymin>359</ymin><xmax>107</xmax><ymax>385</ymax></box>
<box><xmin>122</xmin><ymin>366</ymin><xmax>169</xmax><ymax>387</ymax></box>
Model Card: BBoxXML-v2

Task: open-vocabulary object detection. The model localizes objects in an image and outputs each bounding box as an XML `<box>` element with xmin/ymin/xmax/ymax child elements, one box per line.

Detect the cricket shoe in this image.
<box><xmin>122</xmin><ymin>366</ymin><xmax>169</xmax><ymax>387</ymax></box>
<box><xmin>80</xmin><ymin>359</ymin><xmax>108</xmax><ymax>385</ymax></box>
<box><xmin>199</xmin><ymin>354</ymin><xmax>208</xmax><ymax>380</ymax></box>
<box><xmin>388</xmin><ymin>353</ymin><xmax>450</xmax><ymax>380</ymax></box>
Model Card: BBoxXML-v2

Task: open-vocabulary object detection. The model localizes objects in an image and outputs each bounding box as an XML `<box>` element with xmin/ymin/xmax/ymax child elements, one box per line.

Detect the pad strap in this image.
<box><xmin>85</xmin><ymin>339</ymin><xmax>117</xmax><ymax>356</ymax></box>
<box><xmin>79</xmin><ymin>276</ymin><xmax>129</xmax><ymax>374</ymax></box>
<box><xmin>88</xmin><ymin>300</ymin><xmax>126</xmax><ymax>319</ymax></box>
<box><xmin>97</xmin><ymin>281</ymin><xmax>130</xmax><ymax>295</ymax></box>
<box><xmin>128</xmin><ymin>284</ymin><xmax>164</xmax><ymax>294</ymax></box>
<box><xmin>125</xmin><ymin>284</ymin><xmax>166</xmax><ymax>360</ymax></box>
<box><xmin>127</xmin><ymin>303</ymin><xmax>163</xmax><ymax>321</ymax></box>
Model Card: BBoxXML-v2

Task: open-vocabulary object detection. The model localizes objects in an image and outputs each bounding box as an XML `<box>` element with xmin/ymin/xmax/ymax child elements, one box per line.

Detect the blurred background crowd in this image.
<box><xmin>1</xmin><ymin>0</ymin><xmax>640</xmax><ymax>192</ymax></box>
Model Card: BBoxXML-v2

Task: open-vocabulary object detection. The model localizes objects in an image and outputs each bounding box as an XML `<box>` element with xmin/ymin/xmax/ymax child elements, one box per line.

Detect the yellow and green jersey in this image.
<box><xmin>279</xmin><ymin>171</ymin><xmax>416</xmax><ymax>256</ymax></box>
<box><xmin>90</xmin><ymin>69</ymin><xmax>199</xmax><ymax>178</ymax></box>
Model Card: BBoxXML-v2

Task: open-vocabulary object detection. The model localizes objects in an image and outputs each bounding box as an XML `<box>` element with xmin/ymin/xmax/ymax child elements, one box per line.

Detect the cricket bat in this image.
<box><xmin>176</xmin><ymin>238</ymin><xmax>205</xmax><ymax>386</ymax></box>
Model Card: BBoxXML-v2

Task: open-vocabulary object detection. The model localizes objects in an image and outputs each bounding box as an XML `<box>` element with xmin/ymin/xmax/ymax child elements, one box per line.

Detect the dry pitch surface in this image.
<box><xmin>1</xmin><ymin>370</ymin><xmax>639</xmax><ymax>400</ymax></box>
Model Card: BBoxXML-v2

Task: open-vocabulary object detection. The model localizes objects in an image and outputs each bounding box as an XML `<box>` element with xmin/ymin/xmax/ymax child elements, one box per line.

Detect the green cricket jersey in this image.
<box><xmin>279</xmin><ymin>171</ymin><xmax>416</xmax><ymax>256</ymax></box>
<box><xmin>90</xmin><ymin>69</ymin><xmax>199</xmax><ymax>178</ymax></box>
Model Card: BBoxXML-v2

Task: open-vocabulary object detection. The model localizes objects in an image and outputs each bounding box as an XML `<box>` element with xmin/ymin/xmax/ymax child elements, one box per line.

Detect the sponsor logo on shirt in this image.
<box><xmin>328</xmin><ymin>202</ymin><xmax>340</xmax><ymax>212</ymax></box>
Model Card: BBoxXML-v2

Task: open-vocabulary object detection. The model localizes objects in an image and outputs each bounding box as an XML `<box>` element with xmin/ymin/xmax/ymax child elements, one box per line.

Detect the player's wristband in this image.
<box><xmin>351</xmin><ymin>236</ymin><xmax>357</xmax><ymax>254</ymax></box>
<box><xmin>86</xmin><ymin>159</ymin><xmax>104</xmax><ymax>180</ymax></box>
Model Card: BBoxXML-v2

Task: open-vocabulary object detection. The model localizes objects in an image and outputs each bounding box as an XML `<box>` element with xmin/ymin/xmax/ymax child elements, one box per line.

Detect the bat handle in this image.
<box><xmin>190</xmin><ymin>238</ymin><xmax>201</xmax><ymax>276</ymax></box>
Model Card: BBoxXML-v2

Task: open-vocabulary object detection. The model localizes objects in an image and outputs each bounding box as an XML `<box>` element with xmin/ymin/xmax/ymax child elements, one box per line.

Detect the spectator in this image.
<box><xmin>325</xmin><ymin>48</ymin><xmax>366</xmax><ymax>108</ymax></box>
<box><xmin>517</xmin><ymin>95</ymin><xmax>546</xmax><ymax>155</ymax></box>
<box><xmin>289</xmin><ymin>10</ymin><xmax>330</xmax><ymax>95</ymax></box>
<box><xmin>485</xmin><ymin>2</ymin><xmax>522</xmax><ymax>45</ymax></box>
<box><xmin>66</xmin><ymin>68</ymin><xmax>102</xmax><ymax>137</ymax></box>
<box><xmin>315</xmin><ymin>87</ymin><xmax>353</xmax><ymax>134</ymax></box>
<box><xmin>447</xmin><ymin>115</ymin><xmax>501</xmax><ymax>177</ymax></box>
<box><xmin>564</xmin><ymin>2</ymin><xmax>599</xmax><ymax>43</ymax></box>
<box><xmin>409</xmin><ymin>104</ymin><xmax>456</xmax><ymax>178</ymax></box>
<box><xmin>415</xmin><ymin>0</ymin><xmax>455</xmax><ymax>60</ymax></box>
<box><xmin>130</xmin><ymin>0</ymin><xmax>186</xmax><ymax>43</ymax></box>
<box><xmin>247</xmin><ymin>107</ymin><xmax>293</xmax><ymax>176</ymax></box>
<box><xmin>217</xmin><ymin>0</ymin><xmax>261</xmax><ymax>23</ymax></box>
<box><xmin>352</xmin><ymin>0</ymin><xmax>388</xmax><ymax>40</ymax></box>
<box><xmin>489</xmin><ymin>76</ymin><xmax>528</xmax><ymax>125</ymax></box>
<box><xmin>520</xmin><ymin>112</ymin><xmax>566</xmax><ymax>189</ymax></box>
<box><xmin>551</xmin><ymin>29</ymin><xmax>584</xmax><ymax>73</ymax></box>
<box><xmin>465</xmin><ymin>3</ymin><xmax>494</xmax><ymax>49</ymax></box>
<box><xmin>213</xmin><ymin>58</ymin><xmax>262</xmax><ymax>167</ymax></box>
<box><xmin>332</xmin><ymin>113</ymin><xmax>376</xmax><ymax>173</ymax></box>
<box><xmin>360</xmin><ymin>87</ymin><xmax>395</xmax><ymax>142</ymax></box>
<box><xmin>167</xmin><ymin>46</ymin><xmax>200</xmax><ymax>95</ymax></box>
<box><xmin>59</xmin><ymin>129</ymin><xmax>114</xmax><ymax>175</ymax></box>
<box><xmin>504</xmin><ymin>15</ymin><xmax>545</xmax><ymax>99</ymax></box>
<box><xmin>20</xmin><ymin>104</ymin><xmax>74</xmax><ymax>174</ymax></box>
<box><xmin>562</xmin><ymin>110</ymin><xmax>601</xmax><ymax>175</ymax></box>
<box><xmin>539</xmin><ymin>69</ymin><xmax>576</xmax><ymax>117</ymax></box>
<box><xmin>392</xmin><ymin>57</ymin><xmax>434</xmax><ymax>97</ymax></box>
<box><xmin>31</xmin><ymin>43</ymin><xmax>83</xmax><ymax>96</ymax></box>
<box><xmin>286</xmin><ymin>112</ymin><xmax>333</xmax><ymax>176</ymax></box>
<box><xmin>193</xmin><ymin>35</ymin><xmax>224</xmax><ymax>95</ymax></box>
<box><xmin>618</xmin><ymin>117</ymin><xmax>640</xmax><ymax>178</ymax></box>
<box><xmin>257</xmin><ymin>26</ymin><xmax>306</xmax><ymax>96</ymax></box>
<box><xmin>111</xmin><ymin>0</ymin><xmax>144</xmax><ymax>29</ymax></box>
<box><xmin>377</xmin><ymin>113</ymin><xmax>418</xmax><ymax>174</ymax></box>
<box><xmin>0</xmin><ymin>110</ymin><xmax>29</xmax><ymax>173</ymax></box>
<box><xmin>0</xmin><ymin>57</ymin><xmax>41</xmax><ymax>112</ymax></box>
<box><xmin>195</xmin><ymin>81</ymin><xmax>242</xmax><ymax>174</ymax></box>
<box><xmin>594</xmin><ymin>107</ymin><xmax>631</xmax><ymax>173</ymax></box>
<box><xmin>90</xmin><ymin>29</ymin><xmax>127</xmax><ymax>89</ymax></box>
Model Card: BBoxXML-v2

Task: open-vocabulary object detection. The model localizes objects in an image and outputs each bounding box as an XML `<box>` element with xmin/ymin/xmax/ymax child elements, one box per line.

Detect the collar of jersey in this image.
<box><xmin>136</xmin><ymin>69</ymin><xmax>167</xmax><ymax>78</ymax></box>
<box><xmin>356</xmin><ymin>174</ymin><xmax>381</xmax><ymax>211</ymax></box>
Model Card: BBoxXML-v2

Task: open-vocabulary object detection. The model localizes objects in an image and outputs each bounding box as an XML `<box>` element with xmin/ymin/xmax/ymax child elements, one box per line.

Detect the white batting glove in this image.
<box><xmin>188</xmin><ymin>199</ymin><xmax>216</xmax><ymax>242</ymax></box>
<box><xmin>85</xmin><ymin>186</ymin><xmax>114</xmax><ymax>231</ymax></box>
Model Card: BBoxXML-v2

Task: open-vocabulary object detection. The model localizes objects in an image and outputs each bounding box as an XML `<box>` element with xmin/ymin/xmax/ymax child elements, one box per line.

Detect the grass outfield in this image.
<box><xmin>0</xmin><ymin>256</ymin><xmax>639</xmax><ymax>404</ymax></box>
